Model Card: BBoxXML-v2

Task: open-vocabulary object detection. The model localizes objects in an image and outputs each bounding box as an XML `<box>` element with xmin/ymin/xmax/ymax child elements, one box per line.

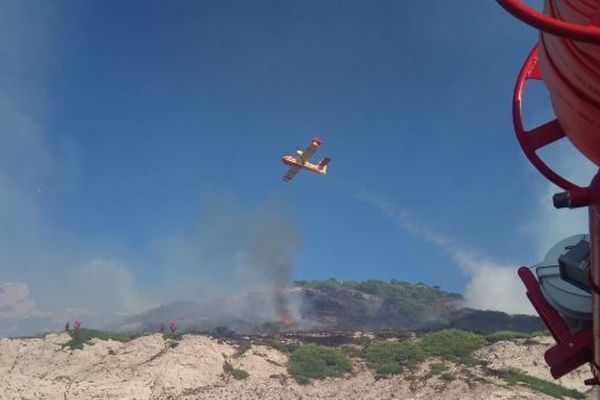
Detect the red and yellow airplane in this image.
<box><xmin>281</xmin><ymin>136</ymin><xmax>331</xmax><ymax>182</ymax></box>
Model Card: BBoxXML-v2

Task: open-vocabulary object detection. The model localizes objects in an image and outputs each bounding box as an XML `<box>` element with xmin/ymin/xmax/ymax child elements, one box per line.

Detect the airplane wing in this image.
<box><xmin>297</xmin><ymin>140</ymin><xmax>320</xmax><ymax>163</ymax></box>
<box><xmin>282</xmin><ymin>166</ymin><xmax>300</xmax><ymax>182</ymax></box>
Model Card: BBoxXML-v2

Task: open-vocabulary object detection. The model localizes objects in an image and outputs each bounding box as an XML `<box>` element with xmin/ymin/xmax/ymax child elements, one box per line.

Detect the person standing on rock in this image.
<box><xmin>170</xmin><ymin>320</ymin><xmax>176</xmax><ymax>334</ymax></box>
<box><xmin>160</xmin><ymin>323</ymin><xmax>165</xmax><ymax>333</ymax></box>
<box><xmin>74</xmin><ymin>320</ymin><xmax>81</xmax><ymax>331</ymax></box>
<box><xmin>65</xmin><ymin>322</ymin><xmax>70</xmax><ymax>332</ymax></box>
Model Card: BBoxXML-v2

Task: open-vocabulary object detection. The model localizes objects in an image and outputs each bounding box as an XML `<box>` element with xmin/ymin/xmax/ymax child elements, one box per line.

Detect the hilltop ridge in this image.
<box><xmin>115</xmin><ymin>279</ymin><xmax>542</xmax><ymax>335</ymax></box>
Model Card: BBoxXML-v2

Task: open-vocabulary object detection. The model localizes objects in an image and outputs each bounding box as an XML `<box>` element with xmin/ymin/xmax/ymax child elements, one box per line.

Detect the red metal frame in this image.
<box><xmin>513</xmin><ymin>44</ymin><xmax>591</xmax><ymax>206</ymax></box>
<box><xmin>496</xmin><ymin>0</ymin><xmax>600</xmax><ymax>43</ymax></box>
<box><xmin>499</xmin><ymin>0</ymin><xmax>600</xmax><ymax>389</ymax></box>
<box><xmin>518</xmin><ymin>267</ymin><xmax>592</xmax><ymax>379</ymax></box>
<box><xmin>513</xmin><ymin>45</ymin><xmax>600</xmax><ymax>383</ymax></box>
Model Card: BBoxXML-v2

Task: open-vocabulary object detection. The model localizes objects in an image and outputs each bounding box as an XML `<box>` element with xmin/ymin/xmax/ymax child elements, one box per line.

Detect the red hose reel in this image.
<box><xmin>503</xmin><ymin>0</ymin><xmax>600</xmax><ymax>168</ymax></box>
<box><xmin>497</xmin><ymin>0</ymin><xmax>600</xmax><ymax>384</ymax></box>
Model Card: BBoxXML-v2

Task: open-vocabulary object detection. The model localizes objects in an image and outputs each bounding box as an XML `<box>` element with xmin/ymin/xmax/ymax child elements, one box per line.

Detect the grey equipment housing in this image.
<box><xmin>531</xmin><ymin>234</ymin><xmax>591</xmax><ymax>323</ymax></box>
<box><xmin>559</xmin><ymin>238</ymin><xmax>590</xmax><ymax>292</ymax></box>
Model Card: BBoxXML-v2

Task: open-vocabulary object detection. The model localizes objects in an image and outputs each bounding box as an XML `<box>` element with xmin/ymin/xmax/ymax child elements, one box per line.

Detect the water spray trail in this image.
<box><xmin>329</xmin><ymin>176</ymin><xmax>533</xmax><ymax>314</ymax></box>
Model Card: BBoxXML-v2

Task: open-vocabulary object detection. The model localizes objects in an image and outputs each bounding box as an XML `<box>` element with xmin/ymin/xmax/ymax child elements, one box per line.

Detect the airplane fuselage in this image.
<box><xmin>281</xmin><ymin>155</ymin><xmax>325</xmax><ymax>174</ymax></box>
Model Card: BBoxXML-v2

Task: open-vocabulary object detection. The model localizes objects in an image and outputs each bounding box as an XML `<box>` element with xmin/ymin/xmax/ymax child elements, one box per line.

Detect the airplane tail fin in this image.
<box><xmin>317</xmin><ymin>157</ymin><xmax>331</xmax><ymax>174</ymax></box>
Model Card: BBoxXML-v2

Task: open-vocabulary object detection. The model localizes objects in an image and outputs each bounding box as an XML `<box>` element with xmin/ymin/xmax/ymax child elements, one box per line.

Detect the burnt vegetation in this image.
<box><xmin>116</xmin><ymin>279</ymin><xmax>542</xmax><ymax>335</ymax></box>
<box><xmin>294</xmin><ymin>279</ymin><xmax>542</xmax><ymax>333</ymax></box>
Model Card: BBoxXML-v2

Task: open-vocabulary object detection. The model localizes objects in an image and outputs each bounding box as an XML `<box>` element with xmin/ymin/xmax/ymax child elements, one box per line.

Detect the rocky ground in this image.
<box><xmin>0</xmin><ymin>332</ymin><xmax>596</xmax><ymax>400</ymax></box>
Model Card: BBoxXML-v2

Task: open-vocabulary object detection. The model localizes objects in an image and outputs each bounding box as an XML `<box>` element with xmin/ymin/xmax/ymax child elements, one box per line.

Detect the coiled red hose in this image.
<box><xmin>538</xmin><ymin>0</ymin><xmax>600</xmax><ymax>166</ymax></box>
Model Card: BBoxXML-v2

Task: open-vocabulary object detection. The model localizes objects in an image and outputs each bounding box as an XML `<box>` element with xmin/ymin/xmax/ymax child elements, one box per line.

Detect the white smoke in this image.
<box><xmin>355</xmin><ymin>189</ymin><xmax>534</xmax><ymax>315</ymax></box>
<box><xmin>454</xmin><ymin>251</ymin><xmax>532</xmax><ymax>314</ymax></box>
<box><xmin>0</xmin><ymin>282</ymin><xmax>48</xmax><ymax>320</ymax></box>
<box><xmin>69</xmin><ymin>259</ymin><xmax>156</xmax><ymax>316</ymax></box>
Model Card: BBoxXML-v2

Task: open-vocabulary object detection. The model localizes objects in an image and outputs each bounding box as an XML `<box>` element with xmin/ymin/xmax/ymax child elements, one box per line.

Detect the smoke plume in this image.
<box><xmin>154</xmin><ymin>196</ymin><xmax>304</xmax><ymax>327</ymax></box>
<box><xmin>355</xmin><ymin>189</ymin><xmax>534</xmax><ymax>315</ymax></box>
<box><xmin>0</xmin><ymin>3</ymin><xmax>155</xmax><ymax>335</ymax></box>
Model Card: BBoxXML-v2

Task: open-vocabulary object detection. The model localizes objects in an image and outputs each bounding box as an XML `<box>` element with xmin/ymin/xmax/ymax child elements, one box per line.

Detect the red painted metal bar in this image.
<box><xmin>496</xmin><ymin>0</ymin><xmax>600</xmax><ymax>43</ymax></box>
<box><xmin>518</xmin><ymin>268</ymin><xmax>572</xmax><ymax>342</ymax></box>
<box><xmin>518</xmin><ymin>267</ymin><xmax>592</xmax><ymax>379</ymax></box>
<box><xmin>590</xmin><ymin>172</ymin><xmax>600</xmax><ymax>387</ymax></box>
<box><xmin>512</xmin><ymin>45</ymin><xmax>583</xmax><ymax>191</ymax></box>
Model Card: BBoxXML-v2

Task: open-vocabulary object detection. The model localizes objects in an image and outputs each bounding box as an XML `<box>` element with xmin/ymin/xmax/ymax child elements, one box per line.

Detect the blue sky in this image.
<box><xmin>2</xmin><ymin>0</ymin><xmax>595</xmax><ymax>323</ymax></box>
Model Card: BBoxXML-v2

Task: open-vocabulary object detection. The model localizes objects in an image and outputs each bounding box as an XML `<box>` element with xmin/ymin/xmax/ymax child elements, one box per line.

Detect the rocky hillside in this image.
<box><xmin>297</xmin><ymin>279</ymin><xmax>542</xmax><ymax>332</ymax></box>
<box><xmin>116</xmin><ymin>279</ymin><xmax>542</xmax><ymax>334</ymax></box>
<box><xmin>0</xmin><ymin>329</ymin><xmax>594</xmax><ymax>400</ymax></box>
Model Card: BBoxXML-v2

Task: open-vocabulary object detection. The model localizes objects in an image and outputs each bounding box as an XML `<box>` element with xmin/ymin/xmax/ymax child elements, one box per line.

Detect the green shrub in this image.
<box><xmin>421</xmin><ymin>329</ymin><xmax>486</xmax><ymax>363</ymax></box>
<box><xmin>485</xmin><ymin>330</ymin><xmax>537</xmax><ymax>343</ymax></box>
<box><xmin>363</xmin><ymin>341</ymin><xmax>425</xmax><ymax>377</ymax></box>
<box><xmin>162</xmin><ymin>332</ymin><xmax>182</xmax><ymax>341</ymax></box>
<box><xmin>490</xmin><ymin>368</ymin><xmax>585</xmax><ymax>399</ymax></box>
<box><xmin>294</xmin><ymin>375</ymin><xmax>311</xmax><ymax>385</ymax></box>
<box><xmin>340</xmin><ymin>346</ymin><xmax>362</xmax><ymax>358</ymax></box>
<box><xmin>428</xmin><ymin>363</ymin><xmax>448</xmax><ymax>376</ymax></box>
<box><xmin>64</xmin><ymin>328</ymin><xmax>132</xmax><ymax>350</ymax></box>
<box><xmin>439</xmin><ymin>372</ymin><xmax>455</xmax><ymax>382</ymax></box>
<box><xmin>235</xmin><ymin>340</ymin><xmax>252</xmax><ymax>357</ymax></box>
<box><xmin>232</xmin><ymin>368</ymin><xmax>249</xmax><ymax>380</ymax></box>
<box><xmin>223</xmin><ymin>361</ymin><xmax>250</xmax><ymax>381</ymax></box>
<box><xmin>374</xmin><ymin>362</ymin><xmax>402</xmax><ymax>376</ymax></box>
<box><xmin>288</xmin><ymin>344</ymin><xmax>353</xmax><ymax>383</ymax></box>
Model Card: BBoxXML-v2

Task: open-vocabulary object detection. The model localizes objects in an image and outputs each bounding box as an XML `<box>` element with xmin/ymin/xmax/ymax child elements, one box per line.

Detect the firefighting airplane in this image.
<box><xmin>281</xmin><ymin>136</ymin><xmax>331</xmax><ymax>182</ymax></box>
